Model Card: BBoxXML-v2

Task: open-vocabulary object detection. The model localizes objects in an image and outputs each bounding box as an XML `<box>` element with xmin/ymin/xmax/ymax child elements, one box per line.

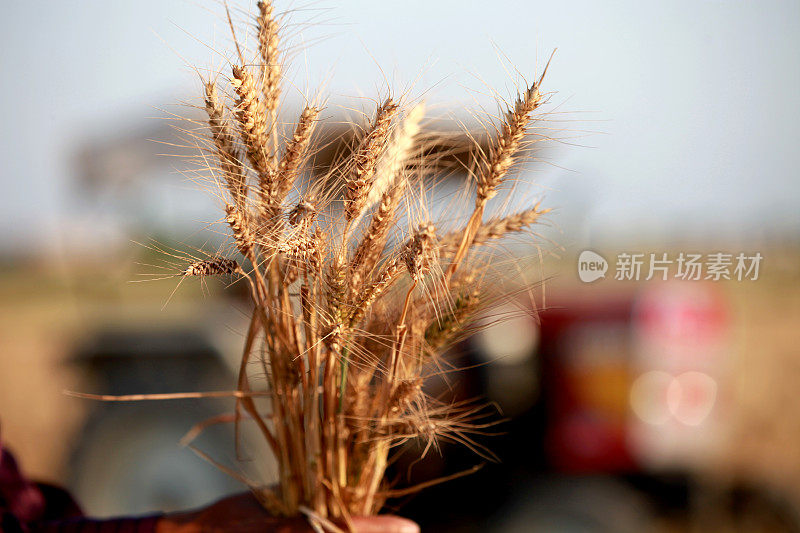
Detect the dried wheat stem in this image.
<box><xmin>359</xmin><ymin>437</ymin><xmax>389</xmax><ymax>514</ymax></box>
<box><xmin>344</xmin><ymin>99</ymin><xmax>399</xmax><ymax>223</ymax></box>
<box><xmin>235</xmin><ymin>311</ymin><xmax>282</xmax><ymax>461</ymax></box>
<box><xmin>321</xmin><ymin>327</ymin><xmax>344</xmax><ymax>516</ymax></box>
<box><xmin>388</xmin><ymin>280</ymin><xmax>417</xmax><ymax>383</ymax></box>
<box><xmin>253</xmin><ymin>307</ymin><xmax>301</xmax><ymax>513</ymax></box>
<box><xmin>377</xmin><ymin>465</ymin><xmax>484</xmax><ymax>499</ymax></box>
<box><xmin>300</xmin><ymin>279</ymin><xmax>321</xmax><ymax>491</ymax></box>
<box><xmin>204</xmin><ymin>81</ymin><xmax>248</xmax><ymax>208</ymax></box>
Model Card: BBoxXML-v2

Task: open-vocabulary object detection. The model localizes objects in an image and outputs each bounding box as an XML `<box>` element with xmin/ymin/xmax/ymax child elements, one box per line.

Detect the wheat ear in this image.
<box><xmin>438</xmin><ymin>203</ymin><xmax>550</xmax><ymax>256</ymax></box>
<box><xmin>446</xmin><ymin>56</ymin><xmax>552</xmax><ymax>279</ymax></box>
<box><xmin>401</xmin><ymin>223</ymin><xmax>437</xmax><ymax>282</ymax></box>
<box><xmin>183</xmin><ymin>258</ymin><xmax>240</xmax><ymax>277</ymax></box>
<box><xmin>475</xmin><ymin>87</ymin><xmax>546</xmax><ymax>206</ymax></box>
<box><xmin>347</xmin><ymin>257</ymin><xmax>404</xmax><ymax>327</ymax></box>
<box><xmin>345</xmin><ymin>103</ymin><xmax>424</xmax><ymax>294</ymax></box>
<box><xmin>364</xmin><ymin>102</ymin><xmax>425</xmax><ymax>212</ymax></box>
<box><xmin>347</xmin><ymin>177</ymin><xmax>406</xmax><ymax>295</ymax></box>
<box><xmin>204</xmin><ymin>81</ymin><xmax>248</xmax><ymax>209</ymax></box>
<box><xmin>225</xmin><ymin>203</ymin><xmax>256</xmax><ymax>259</ymax></box>
<box><xmin>231</xmin><ymin>65</ymin><xmax>275</xmax><ymax>190</ymax></box>
<box><xmin>257</xmin><ymin>1</ymin><xmax>281</xmax><ymax>116</ymax></box>
<box><xmin>348</xmin><ymin>224</ymin><xmax>435</xmax><ymax>325</ymax></box>
<box><xmin>424</xmin><ymin>289</ymin><xmax>480</xmax><ymax>350</ymax></box>
<box><xmin>274</xmin><ymin>105</ymin><xmax>320</xmax><ymax>204</ymax></box>
<box><xmin>344</xmin><ymin>99</ymin><xmax>399</xmax><ymax>223</ymax></box>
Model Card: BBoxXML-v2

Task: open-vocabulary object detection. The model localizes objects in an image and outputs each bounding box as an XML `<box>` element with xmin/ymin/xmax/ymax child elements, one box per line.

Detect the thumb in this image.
<box><xmin>349</xmin><ymin>515</ymin><xmax>420</xmax><ymax>533</ymax></box>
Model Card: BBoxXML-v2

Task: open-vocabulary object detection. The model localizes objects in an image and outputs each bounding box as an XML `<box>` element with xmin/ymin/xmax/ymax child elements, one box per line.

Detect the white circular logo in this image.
<box><xmin>577</xmin><ymin>250</ymin><xmax>608</xmax><ymax>283</ymax></box>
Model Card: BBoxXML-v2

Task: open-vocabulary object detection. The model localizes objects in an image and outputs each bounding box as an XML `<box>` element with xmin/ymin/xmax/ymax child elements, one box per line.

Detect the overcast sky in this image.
<box><xmin>1</xmin><ymin>0</ymin><xmax>798</xmax><ymax>252</ymax></box>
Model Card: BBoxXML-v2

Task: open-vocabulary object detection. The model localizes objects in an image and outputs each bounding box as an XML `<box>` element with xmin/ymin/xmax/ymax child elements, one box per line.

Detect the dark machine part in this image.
<box><xmin>68</xmin><ymin>328</ymin><xmax>242</xmax><ymax>517</ymax></box>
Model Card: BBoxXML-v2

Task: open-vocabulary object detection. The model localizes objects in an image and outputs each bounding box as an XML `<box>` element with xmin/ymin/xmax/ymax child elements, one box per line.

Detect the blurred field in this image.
<box><xmin>0</xmin><ymin>258</ymin><xmax>246</xmax><ymax>488</ymax></box>
<box><xmin>1</xmin><ymin>244</ymin><xmax>798</xmax><ymax>501</ymax></box>
<box><xmin>721</xmin><ymin>247</ymin><xmax>800</xmax><ymax>499</ymax></box>
<box><xmin>0</xmin><ymin>267</ymin><xmax>86</xmax><ymax>482</ymax></box>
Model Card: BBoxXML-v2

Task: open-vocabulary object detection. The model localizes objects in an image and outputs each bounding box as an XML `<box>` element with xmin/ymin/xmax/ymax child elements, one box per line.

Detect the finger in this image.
<box><xmin>349</xmin><ymin>516</ymin><xmax>420</xmax><ymax>533</ymax></box>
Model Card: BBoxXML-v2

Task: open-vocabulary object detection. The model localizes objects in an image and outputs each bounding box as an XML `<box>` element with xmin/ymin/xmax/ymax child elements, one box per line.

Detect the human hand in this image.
<box><xmin>156</xmin><ymin>493</ymin><xmax>419</xmax><ymax>533</ymax></box>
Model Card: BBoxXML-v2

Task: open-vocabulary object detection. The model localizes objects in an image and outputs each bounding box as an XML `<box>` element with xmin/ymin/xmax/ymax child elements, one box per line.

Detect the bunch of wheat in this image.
<box><xmin>172</xmin><ymin>1</ymin><xmax>551</xmax><ymax>527</ymax></box>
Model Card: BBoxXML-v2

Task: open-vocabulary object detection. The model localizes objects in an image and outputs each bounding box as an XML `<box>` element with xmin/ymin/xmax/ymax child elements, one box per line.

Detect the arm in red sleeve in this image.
<box><xmin>1</xmin><ymin>437</ymin><xmax>162</xmax><ymax>533</ymax></box>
